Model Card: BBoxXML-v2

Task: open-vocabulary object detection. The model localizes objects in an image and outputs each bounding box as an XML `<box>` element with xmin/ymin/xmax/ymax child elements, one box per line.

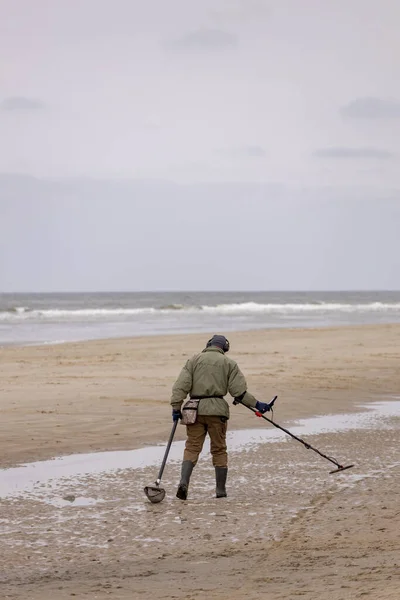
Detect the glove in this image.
<box><xmin>255</xmin><ymin>401</ymin><xmax>271</xmax><ymax>414</ymax></box>
<box><xmin>172</xmin><ymin>409</ymin><xmax>182</xmax><ymax>422</ymax></box>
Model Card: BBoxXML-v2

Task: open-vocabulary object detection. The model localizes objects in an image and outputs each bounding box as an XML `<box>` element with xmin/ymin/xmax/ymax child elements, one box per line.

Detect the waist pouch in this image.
<box><xmin>181</xmin><ymin>395</ymin><xmax>225</xmax><ymax>426</ymax></box>
<box><xmin>181</xmin><ymin>398</ymin><xmax>200</xmax><ymax>425</ymax></box>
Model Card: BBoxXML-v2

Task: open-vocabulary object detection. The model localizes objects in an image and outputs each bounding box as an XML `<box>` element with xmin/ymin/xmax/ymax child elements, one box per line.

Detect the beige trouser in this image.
<box><xmin>183</xmin><ymin>415</ymin><xmax>228</xmax><ymax>468</ymax></box>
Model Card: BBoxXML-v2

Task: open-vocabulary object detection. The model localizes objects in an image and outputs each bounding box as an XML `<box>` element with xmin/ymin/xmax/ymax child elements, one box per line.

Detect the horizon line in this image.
<box><xmin>1</xmin><ymin>289</ymin><xmax>400</xmax><ymax>295</ymax></box>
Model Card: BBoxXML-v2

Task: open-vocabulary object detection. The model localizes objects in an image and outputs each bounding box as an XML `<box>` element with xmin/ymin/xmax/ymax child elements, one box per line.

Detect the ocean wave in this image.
<box><xmin>2</xmin><ymin>306</ymin><xmax>31</xmax><ymax>314</ymax></box>
<box><xmin>1</xmin><ymin>301</ymin><xmax>400</xmax><ymax>322</ymax></box>
<box><xmin>201</xmin><ymin>302</ymin><xmax>400</xmax><ymax>314</ymax></box>
<box><xmin>0</xmin><ymin>307</ymin><xmax>157</xmax><ymax>321</ymax></box>
<box><xmin>159</xmin><ymin>304</ymin><xmax>185</xmax><ymax>310</ymax></box>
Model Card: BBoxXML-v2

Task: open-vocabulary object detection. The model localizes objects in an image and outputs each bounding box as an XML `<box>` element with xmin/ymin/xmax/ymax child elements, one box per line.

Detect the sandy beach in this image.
<box><xmin>1</xmin><ymin>324</ymin><xmax>400</xmax><ymax>599</ymax></box>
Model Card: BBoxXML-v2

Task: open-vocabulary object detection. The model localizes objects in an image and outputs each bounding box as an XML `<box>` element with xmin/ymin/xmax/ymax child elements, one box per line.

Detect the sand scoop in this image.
<box><xmin>234</xmin><ymin>396</ymin><xmax>354</xmax><ymax>474</ymax></box>
<box><xmin>144</xmin><ymin>420</ymin><xmax>178</xmax><ymax>503</ymax></box>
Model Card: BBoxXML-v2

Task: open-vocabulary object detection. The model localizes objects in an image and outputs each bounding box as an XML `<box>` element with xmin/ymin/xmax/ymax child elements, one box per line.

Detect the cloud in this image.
<box><xmin>243</xmin><ymin>145</ymin><xmax>266</xmax><ymax>157</ymax></box>
<box><xmin>1</xmin><ymin>96</ymin><xmax>46</xmax><ymax>111</ymax></box>
<box><xmin>210</xmin><ymin>0</ymin><xmax>270</xmax><ymax>26</ymax></box>
<box><xmin>314</xmin><ymin>147</ymin><xmax>394</xmax><ymax>160</ymax></box>
<box><xmin>340</xmin><ymin>97</ymin><xmax>400</xmax><ymax>119</ymax></box>
<box><xmin>168</xmin><ymin>28</ymin><xmax>238</xmax><ymax>51</ymax></box>
<box><xmin>220</xmin><ymin>145</ymin><xmax>266</xmax><ymax>158</ymax></box>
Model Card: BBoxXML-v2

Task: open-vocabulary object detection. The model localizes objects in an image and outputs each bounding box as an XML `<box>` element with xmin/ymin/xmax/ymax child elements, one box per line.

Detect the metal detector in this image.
<box><xmin>234</xmin><ymin>395</ymin><xmax>354</xmax><ymax>474</ymax></box>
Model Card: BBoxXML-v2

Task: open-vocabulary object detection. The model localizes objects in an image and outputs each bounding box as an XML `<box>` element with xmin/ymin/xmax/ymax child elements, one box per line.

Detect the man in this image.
<box><xmin>170</xmin><ymin>334</ymin><xmax>271</xmax><ymax>500</ymax></box>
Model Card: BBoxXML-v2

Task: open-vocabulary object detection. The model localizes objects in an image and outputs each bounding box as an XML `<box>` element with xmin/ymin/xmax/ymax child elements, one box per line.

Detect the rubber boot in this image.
<box><xmin>176</xmin><ymin>460</ymin><xmax>194</xmax><ymax>500</ymax></box>
<box><xmin>215</xmin><ymin>467</ymin><xmax>228</xmax><ymax>498</ymax></box>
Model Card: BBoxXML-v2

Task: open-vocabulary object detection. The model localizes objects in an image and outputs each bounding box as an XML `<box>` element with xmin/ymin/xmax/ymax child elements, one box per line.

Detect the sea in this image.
<box><xmin>1</xmin><ymin>291</ymin><xmax>400</xmax><ymax>346</ymax></box>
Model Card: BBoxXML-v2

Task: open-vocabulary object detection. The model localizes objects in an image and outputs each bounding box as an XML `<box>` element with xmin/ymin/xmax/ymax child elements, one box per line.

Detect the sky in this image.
<box><xmin>0</xmin><ymin>0</ymin><xmax>399</xmax><ymax>291</ymax></box>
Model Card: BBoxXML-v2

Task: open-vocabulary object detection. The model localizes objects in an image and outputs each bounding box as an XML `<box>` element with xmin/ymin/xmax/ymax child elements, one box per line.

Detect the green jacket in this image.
<box><xmin>170</xmin><ymin>346</ymin><xmax>257</xmax><ymax>419</ymax></box>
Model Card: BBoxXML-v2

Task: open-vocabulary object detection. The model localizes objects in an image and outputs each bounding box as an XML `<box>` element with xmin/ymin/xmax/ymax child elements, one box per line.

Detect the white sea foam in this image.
<box><xmin>1</xmin><ymin>302</ymin><xmax>400</xmax><ymax>322</ymax></box>
<box><xmin>0</xmin><ymin>307</ymin><xmax>157</xmax><ymax>321</ymax></box>
<box><xmin>202</xmin><ymin>301</ymin><xmax>400</xmax><ymax>314</ymax></box>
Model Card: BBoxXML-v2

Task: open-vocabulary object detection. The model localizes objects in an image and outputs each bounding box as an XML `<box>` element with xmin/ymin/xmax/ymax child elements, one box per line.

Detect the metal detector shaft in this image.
<box><xmin>155</xmin><ymin>419</ymin><xmax>178</xmax><ymax>484</ymax></box>
<box><xmin>235</xmin><ymin>398</ymin><xmax>350</xmax><ymax>472</ymax></box>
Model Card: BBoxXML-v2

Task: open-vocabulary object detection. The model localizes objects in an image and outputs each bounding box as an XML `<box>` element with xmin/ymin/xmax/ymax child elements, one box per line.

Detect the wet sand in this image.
<box><xmin>1</xmin><ymin>323</ymin><xmax>400</xmax><ymax>467</ymax></box>
<box><xmin>1</xmin><ymin>324</ymin><xmax>400</xmax><ymax>599</ymax></box>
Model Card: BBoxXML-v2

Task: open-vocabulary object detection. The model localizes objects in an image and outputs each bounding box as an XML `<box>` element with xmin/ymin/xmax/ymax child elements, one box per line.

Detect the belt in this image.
<box><xmin>190</xmin><ymin>395</ymin><xmax>224</xmax><ymax>400</ymax></box>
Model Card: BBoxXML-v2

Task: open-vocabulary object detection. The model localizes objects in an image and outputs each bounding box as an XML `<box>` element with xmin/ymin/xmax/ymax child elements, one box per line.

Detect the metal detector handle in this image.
<box><xmin>233</xmin><ymin>394</ymin><xmax>278</xmax><ymax>408</ymax></box>
<box><xmin>268</xmin><ymin>395</ymin><xmax>278</xmax><ymax>410</ymax></box>
<box><xmin>155</xmin><ymin>419</ymin><xmax>178</xmax><ymax>484</ymax></box>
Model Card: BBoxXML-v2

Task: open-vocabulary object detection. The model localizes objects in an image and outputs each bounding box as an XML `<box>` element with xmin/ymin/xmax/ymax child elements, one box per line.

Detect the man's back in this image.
<box><xmin>171</xmin><ymin>346</ymin><xmax>254</xmax><ymax>418</ymax></box>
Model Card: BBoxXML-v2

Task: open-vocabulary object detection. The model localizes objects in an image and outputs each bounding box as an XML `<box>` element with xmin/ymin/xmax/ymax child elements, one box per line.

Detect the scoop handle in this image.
<box><xmin>156</xmin><ymin>420</ymin><xmax>178</xmax><ymax>482</ymax></box>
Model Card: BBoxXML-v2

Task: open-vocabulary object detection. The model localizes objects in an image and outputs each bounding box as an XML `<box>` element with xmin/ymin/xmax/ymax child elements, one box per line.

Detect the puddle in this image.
<box><xmin>1</xmin><ymin>400</ymin><xmax>399</xmax><ymax>499</ymax></box>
